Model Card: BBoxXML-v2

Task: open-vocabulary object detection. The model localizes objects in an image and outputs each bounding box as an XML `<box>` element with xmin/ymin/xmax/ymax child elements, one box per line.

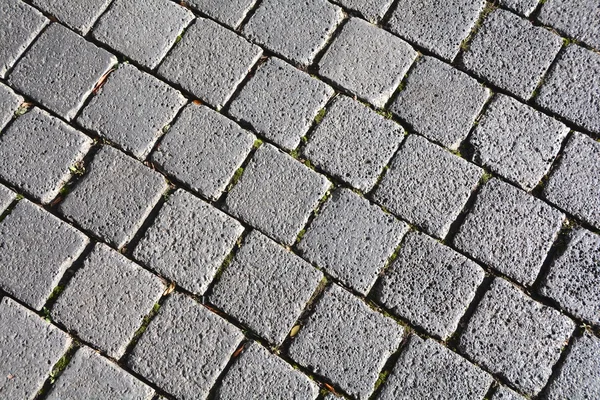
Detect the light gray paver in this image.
<box><xmin>30</xmin><ymin>0</ymin><xmax>112</xmax><ymax>34</ymax></box>
<box><xmin>185</xmin><ymin>0</ymin><xmax>257</xmax><ymax>29</ymax></box>
<box><xmin>538</xmin><ymin>0</ymin><xmax>600</xmax><ymax>50</ymax></box>
<box><xmin>332</xmin><ymin>0</ymin><xmax>394</xmax><ymax>23</ymax></box>
<box><xmin>0</xmin><ymin>82</ymin><xmax>23</xmax><ymax>131</ymax></box>
<box><xmin>491</xmin><ymin>386</ymin><xmax>527</xmax><ymax>400</ymax></box>
<box><xmin>0</xmin><ymin>183</ymin><xmax>16</xmax><ymax>214</ymax></box>
<box><xmin>498</xmin><ymin>0</ymin><xmax>538</xmax><ymax>17</ymax></box>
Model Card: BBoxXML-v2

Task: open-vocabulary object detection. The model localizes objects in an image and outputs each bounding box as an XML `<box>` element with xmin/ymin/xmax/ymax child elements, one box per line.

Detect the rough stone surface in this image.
<box><xmin>0</xmin><ymin>83</ymin><xmax>22</xmax><ymax>130</ymax></box>
<box><xmin>538</xmin><ymin>0</ymin><xmax>600</xmax><ymax>50</ymax></box>
<box><xmin>30</xmin><ymin>0</ymin><xmax>112</xmax><ymax>34</ymax></box>
<box><xmin>332</xmin><ymin>0</ymin><xmax>394</xmax><ymax>23</ymax></box>
<box><xmin>498</xmin><ymin>0</ymin><xmax>538</xmax><ymax>16</ymax></box>
<box><xmin>185</xmin><ymin>0</ymin><xmax>257</xmax><ymax>28</ymax></box>
<box><xmin>0</xmin><ymin>183</ymin><xmax>16</xmax><ymax>214</ymax></box>
<box><xmin>491</xmin><ymin>386</ymin><xmax>527</xmax><ymax>400</ymax></box>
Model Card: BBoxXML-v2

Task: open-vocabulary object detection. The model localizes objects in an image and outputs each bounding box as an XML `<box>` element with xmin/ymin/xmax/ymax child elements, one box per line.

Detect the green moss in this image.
<box><xmin>314</xmin><ymin>108</ymin><xmax>327</xmax><ymax>124</ymax></box>
<box><xmin>376</xmin><ymin>109</ymin><xmax>393</xmax><ymax>119</ymax></box>
<box><xmin>253</xmin><ymin>138</ymin><xmax>263</xmax><ymax>149</ymax></box>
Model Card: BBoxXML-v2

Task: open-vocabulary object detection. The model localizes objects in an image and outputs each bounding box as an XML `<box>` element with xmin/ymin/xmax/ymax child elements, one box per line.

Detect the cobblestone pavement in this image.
<box><xmin>0</xmin><ymin>0</ymin><xmax>599</xmax><ymax>399</ymax></box>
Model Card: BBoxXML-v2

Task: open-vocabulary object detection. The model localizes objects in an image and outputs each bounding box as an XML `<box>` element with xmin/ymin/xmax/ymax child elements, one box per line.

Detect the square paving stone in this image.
<box><xmin>390</xmin><ymin>56</ymin><xmax>490</xmax><ymax>150</ymax></box>
<box><xmin>0</xmin><ymin>82</ymin><xmax>23</xmax><ymax>130</ymax></box>
<box><xmin>133</xmin><ymin>189</ymin><xmax>244</xmax><ymax>296</ymax></box>
<box><xmin>151</xmin><ymin>103</ymin><xmax>255</xmax><ymax>200</ymax></box>
<box><xmin>158</xmin><ymin>18</ymin><xmax>262</xmax><ymax>109</ymax></box>
<box><xmin>77</xmin><ymin>64</ymin><xmax>186</xmax><ymax>160</ymax></box>
<box><xmin>498</xmin><ymin>0</ymin><xmax>538</xmax><ymax>16</ymax></box>
<box><xmin>0</xmin><ymin>183</ymin><xmax>16</xmax><ymax>214</ymax></box>
<box><xmin>58</xmin><ymin>145</ymin><xmax>168</xmax><ymax>249</ymax></box>
<box><xmin>225</xmin><ymin>144</ymin><xmax>330</xmax><ymax>245</ymax></box>
<box><xmin>8</xmin><ymin>23</ymin><xmax>116</xmax><ymax>121</ymax></box>
<box><xmin>538</xmin><ymin>0</ymin><xmax>600</xmax><ymax>50</ymax></box>
<box><xmin>454</xmin><ymin>178</ymin><xmax>564</xmax><ymax>286</ymax></box>
<box><xmin>297</xmin><ymin>188</ymin><xmax>408</xmax><ymax>295</ymax></box>
<box><xmin>332</xmin><ymin>0</ymin><xmax>394</xmax><ymax>23</ymax></box>
<box><xmin>0</xmin><ymin>199</ymin><xmax>88</xmax><ymax>311</ymax></box>
<box><xmin>0</xmin><ymin>108</ymin><xmax>93</xmax><ymax>203</ymax></box>
<box><xmin>318</xmin><ymin>18</ymin><xmax>417</xmax><ymax>108</ymax></box>
<box><xmin>210</xmin><ymin>230</ymin><xmax>323</xmax><ymax>344</ymax></box>
<box><xmin>227</xmin><ymin>57</ymin><xmax>334</xmax><ymax>150</ymax></box>
<box><xmin>30</xmin><ymin>0</ymin><xmax>112</xmax><ymax>34</ymax></box>
<box><xmin>373</xmin><ymin>232</ymin><xmax>485</xmax><ymax>340</ymax></box>
<box><xmin>373</xmin><ymin>135</ymin><xmax>483</xmax><ymax>239</ymax></box>
<box><xmin>185</xmin><ymin>0</ymin><xmax>257</xmax><ymax>29</ymax></box>
<box><xmin>459</xmin><ymin>278</ymin><xmax>575</xmax><ymax>396</ymax></box>
<box><xmin>303</xmin><ymin>95</ymin><xmax>404</xmax><ymax>192</ymax></box>
<box><xmin>491</xmin><ymin>386</ymin><xmax>526</xmax><ymax>400</ymax></box>
<box><xmin>51</xmin><ymin>243</ymin><xmax>165</xmax><ymax>358</ymax></box>
<box><xmin>288</xmin><ymin>284</ymin><xmax>404</xmax><ymax>399</ymax></box>
<box><xmin>242</xmin><ymin>0</ymin><xmax>343</xmax><ymax>67</ymax></box>
<box><xmin>126</xmin><ymin>292</ymin><xmax>244</xmax><ymax>400</ymax></box>
<box><xmin>461</xmin><ymin>8</ymin><xmax>563</xmax><ymax>100</ymax></box>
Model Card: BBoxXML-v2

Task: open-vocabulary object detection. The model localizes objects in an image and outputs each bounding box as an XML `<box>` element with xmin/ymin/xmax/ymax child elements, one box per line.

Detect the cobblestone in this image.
<box><xmin>538</xmin><ymin>0</ymin><xmax>600</xmax><ymax>50</ymax></box>
<box><xmin>185</xmin><ymin>0</ymin><xmax>257</xmax><ymax>29</ymax></box>
<box><xmin>333</xmin><ymin>0</ymin><xmax>393</xmax><ymax>23</ymax></box>
<box><xmin>0</xmin><ymin>82</ymin><xmax>22</xmax><ymax>130</ymax></box>
<box><xmin>498</xmin><ymin>0</ymin><xmax>538</xmax><ymax>17</ymax></box>
<box><xmin>491</xmin><ymin>386</ymin><xmax>527</xmax><ymax>400</ymax></box>
<box><xmin>0</xmin><ymin>183</ymin><xmax>16</xmax><ymax>214</ymax></box>
<box><xmin>30</xmin><ymin>0</ymin><xmax>112</xmax><ymax>34</ymax></box>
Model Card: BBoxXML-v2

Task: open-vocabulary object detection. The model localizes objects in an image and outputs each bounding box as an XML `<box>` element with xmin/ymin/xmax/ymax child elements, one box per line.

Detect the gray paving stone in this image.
<box><xmin>0</xmin><ymin>297</ymin><xmax>71</xmax><ymax>400</ymax></box>
<box><xmin>77</xmin><ymin>64</ymin><xmax>186</xmax><ymax>160</ymax></box>
<box><xmin>242</xmin><ymin>0</ymin><xmax>343</xmax><ymax>67</ymax></box>
<box><xmin>30</xmin><ymin>0</ymin><xmax>111</xmax><ymax>34</ymax></box>
<box><xmin>318</xmin><ymin>18</ymin><xmax>417</xmax><ymax>108</ymax></box>
<box><xmin>373</xmin><ymin>135</ymin><xmax>483</xmax><ymax>239</ymax></box>
<box><xmin>210</xmin><ymin>230</ymin><xmax>323</xmax><ymax>344</ymax></box>
<box><xmin>0</xmin><ymin>108</ymin><xmax>93</xmax><ymax>203</ymax></box>
<box><xmin>390</xmin><ymin>56</ymin><xmax>490</xmax><ymax>149</ymax></box>
<box><xmin>538</xmin><ymin>0</ymin><xmax>600</xmax><ymax>50</ymax></box>
<box><xmin>0</xmin><ymin>82</ymin><xmax>22</xmax><ymax>131</ymax></box>
<box><xmin>51</xmin><ymin>243</ymin><xmax>164</xmax><ymax>358</ymax></box>
<box><xmin>373</xmin><ymin>232</ymin><xmax>485</xmax><ymax>340</ymax></box>
<box><xmin>288</xmin><ymin>284</ymin><xmax>404</xmax><ymax>399</ymax></box>
<box><xmin>133</xmin><ymin>189</ymin><xmax>244</xmax><ymax>295</ymax></box>
<box><xmin>498</xmin><ymin>0</ymin><xmax>538</xmax><ymax>17</ymax></box>
<box><xmin>333</xmin><ymin>0</ymin><xmax>393</xmax><ymax>23</ymax></box>
<box><xmin>0</xmin><ymin>183</ymin><xmax>16</xmax><ymax>214</ymax></box>
<box><xmin>126</xmin><ymin>292</ymin><xmax>244</xmax><ymax>400</ymax></box>
<box><xmin>459</xmin><ymin>278</ymin><xmax>575</xmax><ymax>395</ymax></box>
<box><xmin>303</xmin><ymin>95</ymin><xmax>404</xmax><ymax>192</ymax></box>
<box><xmin>151</xmin><ymin>103</ymin><xmax>255</xmax><ymax>200</ymax></box>
<box><xmin>491</xmin><ymin>386</ymin><xmax>527</xmax><ymax>400</ymax></box>
<box><xmin>297</xmin><ymin>188</ymin><xmax>408</xmax><ymax>295</ymax></box>
<box><xmin>379</xmin><ymin>335</ymin><xmax>493</xmax><ymax>400</ymax></box>
<box><xmin>0</xmin><ymin>199</ymin><xmax>88</xmax><ymax>311</ymax></box>
<box><xmin>461</xmin><ymin>8</ymin><xmax>562</xmax><ymax>99</ymax></box>
<box><xmin>185</xmin><ymin>0</ymin><xmax>257</xmax><ymax>29</ymax></box>
<box><xmin>158</xmin><ymin>18</ymin><xmax>262</xmax><ymax>109</ymax></box>
<box><xmin>469</xmin><ymin>94</ymin><xmax>569</xmax><ymax>190</ymax></box>
<box><xmin>8</xmin><ymin>23</ymin><xmax>116</xmax><ymax>121</ymax></box>
<box><xmin>228</xmin><ymin>57</ymin><xmax>334</xmax><ymax>150</ymax></box>
<box><xmin>225</xmin><ymin>144</ymin><xmax>330</xmax><ymax>245</ymax></box>
<box><xmin>454</xmin><ymin>178</ymin><xmax>564</xmax><ymax>286</ymax></box>
<box><xmin>58</xmin><ymin>146</ymin><xmax>168</xmax><ymax>249</ymax></box>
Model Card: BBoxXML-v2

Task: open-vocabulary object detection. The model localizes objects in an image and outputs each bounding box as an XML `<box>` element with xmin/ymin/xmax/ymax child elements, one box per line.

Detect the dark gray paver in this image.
<box><xmin>469</xmin><ymin>94</ymin><xmax>569</xmax><ymax>190</ymax></box>
<box><xmin>454</xmin><ymin>178</ymin><xmax>564</xmax><ymax>286</ymax></box>
<box><xmin>462</xmin><ymin>8</ymin><xmax>562</xmax><ymax>99</ymax></box>
<box><xmin>151</xmin><ymin>103</ymin><xmax>255</xmax><ymax>200</ymax></box>
<box><xmin>126</xmin><ymin>292</ymin><xmax>244</xmax><ymax>400</ymax></box>
<box><xmin>0</xmin><ymin>199</ymin><xmax>88</xmax><ymax>311</ymax></box>
<box><xmin>332</xmin><ymin>0</ymin><xmax>393</xmax><ymax>23</ymax></box>
<box><xmin>51</xmin><ymin>243</ymin><xmax>164</xmax><ymax>358</ymax></box>
<box><xmin>133</xmin><ymin>189</ymin><xmax>244</xmax><ymax>295</ymax></box>
<box><xmin>58</xmin><ymin>146</ymin><xmax>168</xmax><ymax>249</ymax></box>
<box><xmin>373</xmin><ymin>232</ymin><xmax>484</xmax><ymax>340</ymax></box>
<box><xmin>8</xmin><ymin>23</ymin><xmax>116</xmax><ymax>121</ymax></box>
<box><xmin>0</xmin><ymin>108</ymin><xmax>93</xmax><ymax>203</ymax></box>
<box><xmin>210</xmin><ymin>230</ymin><xmax>323</xmax><ymax>344</ymax></box>
<box><xmin>498</xmin><ymin>0</ymin><xmax>538</xmax><ymax>17</ymax></box>
<box><xmin>459</xmin><ymin>278</ymin><xmax>575</xmax><ymax>396</ymax></box>
<box><xmin>158</xmin><ymin>18</ymin><xmax>262</xmax><ymax>109</ymax></box>
<box><xmin>0</xmin><ymin>183</ymin><xmax>16</xmax><ymax>214</ymax></box>
<box><xmin>318</xmin><ymin>18</ymin><xmax>417</xmax><ymax>108</ymax></box>
<box><xmin>373</xmin><ymin>135</ymin><xmax>483</xmax><ymax>239</ymax></box>
<box><xmin>297</xmin><ymin>188</ymin><xmax>408</xmax><ymax>295</ymax></box>
<box><xmin>30</xmin><ymin>0</ymin><xmax>111</xmax><ymax>34</ymax></box>
<box><xmin>0</xmin><ymin>297</ymin><xmax>71</xmax><ymax>400</ymax></box>
<box><xmin>288</xmin><ymin>284</ymin><xmax>404</xmax><ymax>399</ymax></box>
<box><xmin>538</xmin><ymin>0</ymin><xmax>600</xmax><ymax>50</ymax></box>
<box><xmin>390</xmin><ymin>56</ymin><xmax>490</xmax><ymax>149</ymax></box>
<box><xmin>492</xmin><ymin>386</ymin><xmax>526</xmax><ymax>400</ymax></box>
<box><xmin>185</xmin><ymin>0</ymin><xmax>257</xmax><ymax>29</ymax></box>
<box><xmin>77</xmin><ymin>64</ymin><xmax>186</xmax><ymax>160</ymax></box>
<box><xmin>0</xmin><ymin>82</ymin><xmax>23</xmax><ymax>130</ymax></box>
<box><xmin>228</xmin><ymin>57</ymin><xmax>334</xmax><ymax>150</ymax></box>
<box><xmin>225</xmin><ymin>144</ymin><xmax>330</xmax><ymax>245</ymax></box>
<box><xmin>303</xmin><ymin>95</ymin><xmax>404</xmax><ymax>192</ymax></box>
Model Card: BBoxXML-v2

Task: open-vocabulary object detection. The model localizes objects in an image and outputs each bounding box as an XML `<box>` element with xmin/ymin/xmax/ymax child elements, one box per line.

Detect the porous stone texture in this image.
<box><xmin>8</xmin><ymin>23</ymin><xmax>116</xmax><ymax>121</ymax></box>
<box><xmin>0</xmin><ymin>108</ymin><xmax>93</xmax><ymax>203</ymax></box>
<box><xmin>185</xmin><ymin>0</ymin><xmax>257</xmax><ymax>28</ymax></box>
<box><xmin>390</xmin><ymin>56</ymin><xmax>490</xmax><ymax>149</ymax></box>
<box><xmin>454</xmin><ymin>178</ymin><xmax>564</xmax><ymax>286</ymax></box>
<box><xmin>318</xmin><ymin>18</ymin><xmax>417</xmax><ymax>108</ymax></box>
<box><xmin>210</xmin><ymin>230</ymin><xmax>323</xmax><ymax>344</ymax></box>
<box><xmin>151</xmin><ymin>103</ymin><xmax>255</xmax><ymax>200</ymax></box>
<box><xmin>225</xmin><ymin>144</ymin><xmax>330</xmax><ymax>245</ymax></box>
<box><xmin>491</xmin><ymin>386</ymin><xmax>527</xmax><ymax>400</ymax></box>
<box><xmin>379</xmin><ymin>335</ymin><xmax>493</xmax><ymax>400</ymax></box>
<box><xmin>303</xmin><ymin>95</ymin><xmax>404</xmax><ymax>192</ymax></box>
<box><xmin>538</xmin><ymin>0</ymin><xmax>600</xmax><ymax>50</ymax></box>
<box><xmin>77</xmin><ymin>64</ymin><xmax>186</xmax><ymax>160</ymax></box>
<box><xmin>288</xmin><ymin>284</ymin><xmax>404</xmax><ymax>399</ymax></box>
<box><xmin>332</xmin><ymin>0</ymin><xmax>394</xmax><ymax>23</ymax></box>
<box><xmin>126</xmin><ymin>293</ymin><xmax>244</xmax><ymax>400</ymax></box>
<box><xmin>51</xmin><ymin>243</ymin><xmax>165</xmax><ymax>358</ymax></box>
<box><xmin>30</xmin><ymin>0</ymin><xmax>112</xmax><ymax>34</ymax></box>
<box><xmin>459</xmin><ymin>279</ymin><xmax>575</xmax><ymax>396</ymax></box>
<box><xmin>58</xmin><ymin>146</ymin><xmax>168</xmax><ymax>249</ymax></box>
<box><xmin>228</xmin><ymin>57</ymin><xmax>334</xmax><ymax>150</ymax></box>
<box><xmin>297</xmin><ymin>188</ymin><xmax>408</xmax><ymax>295</ymax></box>
<box><xmin>499</xmin><ymin>0</ymin><xmax>538</xmax><ymax>16</ymax></box>
<box><xmin>0</xmin><ymin>183</ymin><xmax>16</xmax><ymax>214</ymax></box>
<box><xmin>373</xmin><ymin>135</ymin><xmax>483</xmax><ymax>239</ymax></box>
<box><xmin>0</xmin><ymin>83</ymin><xmax>22</xmax><ymax>130</ymax></box>
<box><xmin>373</xmin><ymin>232</ymin><xmax>485</xmax><ymax>340</ymax></box>
<box><xmin>133</xmin><ymin>189</ymin><xmax>244</xmax><ymax>295</ymax></box>
<box><xmin>0</xmin><ymin>199</ymin><xmax>88</xmax><ymax>310</ymax></box>
<box><xmin>461</xmin><ymin>8</ymin><xmax>563</xmax><ymax>99</ymax></box>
